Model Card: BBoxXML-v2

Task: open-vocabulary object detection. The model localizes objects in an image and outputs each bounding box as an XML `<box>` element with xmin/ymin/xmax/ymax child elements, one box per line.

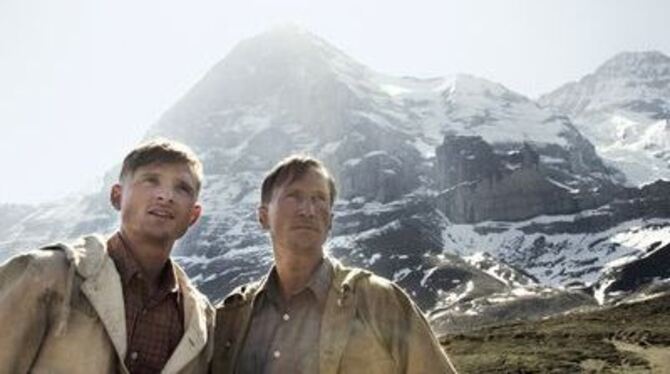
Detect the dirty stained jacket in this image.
<box><xmin>0</xmin><ymin>235</ymin><xmax>214</xmax><ymax>374</ymax></box>
<box><xmin>211</xmin><ymin>258</ymin><xmax>458</xmax><ymax>374</ymax></box>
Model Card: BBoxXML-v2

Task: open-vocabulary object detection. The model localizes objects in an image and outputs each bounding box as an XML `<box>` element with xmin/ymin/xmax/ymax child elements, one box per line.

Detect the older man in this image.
<box><xmin>212</xmin><ymin>155</ymin><xmax>457</xmax><ymax>373</ymax></box>
<box><xmin>0</xmin><ymin>139</ymin><xmax>214</xmax><ymax>373</ymax></box>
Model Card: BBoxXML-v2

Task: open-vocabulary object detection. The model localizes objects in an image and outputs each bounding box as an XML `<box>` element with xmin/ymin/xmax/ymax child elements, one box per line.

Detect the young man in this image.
<box><xmin>212</xmin><ymin>155</ymin><xmax>458</xmax><ymax>373</ymax></box>
<box><xmin>0</xmin><ymin>139</ymin><xmax>214</xmax><ymax>373</ymax></box>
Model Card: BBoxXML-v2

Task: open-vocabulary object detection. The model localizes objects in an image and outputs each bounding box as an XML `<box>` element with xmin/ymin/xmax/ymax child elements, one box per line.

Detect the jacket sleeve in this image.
<box><xmin>0</xmin><ymin>252</ymin><xmax>59</xmax><ymax>372</ymax></box>
<box><xmin>391</xmin><ymin>285</ymin><xmax>459</xmax><ymax>374</ymax></box>
<box><xmin>361</xmin><ymin>277</ymin><xmax>459</xmax><ymax>374</ymax></box>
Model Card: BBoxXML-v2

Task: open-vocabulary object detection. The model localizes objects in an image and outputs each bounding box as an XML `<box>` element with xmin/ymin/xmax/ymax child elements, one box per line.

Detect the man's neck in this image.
<box><xmin>119</xmin><ymin>230</ymin><xmax>173</xmax><ymax>286</ymax></box>
<box><xmin>273</xmin><ymin>247</ymin><xmax>324</xmax><ymax>300</ymax></box>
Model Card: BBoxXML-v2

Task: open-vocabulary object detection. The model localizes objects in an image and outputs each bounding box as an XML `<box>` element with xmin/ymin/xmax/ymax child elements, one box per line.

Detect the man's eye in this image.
<box><xmin>177</xmin><ymin>184</ymin><xmax>194</xmax><ymax>196</ymax></box>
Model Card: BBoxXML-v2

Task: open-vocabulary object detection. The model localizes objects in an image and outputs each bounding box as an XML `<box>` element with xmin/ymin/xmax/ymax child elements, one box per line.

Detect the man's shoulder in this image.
<box><xmin>0</xmin><ymin>235</ymin><xmax>97</xmax><ymax>292</ymax></box>
<box><xmin>1</xmin><ymin>247</ymin><xmax>68</xmax><ymax>277</ymax></box>
<box><xmin>1</xmin><ymin>234</ymin><xmax>108</xmax><ymax>277</ymax></box>
<box><xmin>332</xmin><ymin>260</ymin><xmax>397</xmax><ymax>295</ymax></box>
<box><xmin>334</xmin><ymin>262</ymin><xmax>417</xmax><ymax>313</ymax></box>
<box><xmin>215</xmin><ymin>279</ymin><xmax>264</xmax><ymax>311</ymax></box>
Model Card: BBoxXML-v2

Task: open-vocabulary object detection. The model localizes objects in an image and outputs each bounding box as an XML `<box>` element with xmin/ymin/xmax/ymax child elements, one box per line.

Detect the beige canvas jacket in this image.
<box><xmin>211</xmin><ymin>258</ymin><xmax>458</xmax><ymax>374</ymax></box>
<box><xmin>0</xmin><ymin>235</ymin><xmax>214</xmax><ymax>374</ymax></box>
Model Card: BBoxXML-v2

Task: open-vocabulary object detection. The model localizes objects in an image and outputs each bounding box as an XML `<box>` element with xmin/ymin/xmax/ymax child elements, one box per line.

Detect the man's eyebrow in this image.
<box><xmin>136</xmin><ymin>170</ymin><xmax>159</xmax><ymax>178</ymax></box>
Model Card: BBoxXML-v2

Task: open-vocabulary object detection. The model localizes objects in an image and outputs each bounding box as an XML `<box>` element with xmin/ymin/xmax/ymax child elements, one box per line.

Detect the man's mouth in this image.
<box><xmin>148</xmin><ymin>208</ymin><xmax>175</xmax><ymax>219</ymax></box>
<box><xmin>293</xmin><ymin>225</ymin><xmax>319</xmax><ymax>231</ymax></box>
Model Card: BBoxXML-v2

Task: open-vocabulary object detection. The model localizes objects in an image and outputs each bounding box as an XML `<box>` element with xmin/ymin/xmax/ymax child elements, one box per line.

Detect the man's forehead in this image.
<box><xmin>280</xmin><ymin>167</ymin><xmax>329</xmax><ymax>189</ymax></box>
<box><xmin>130</xmin><ymin>162</ymin><xmax>197</xmax><ymax>180</ymax></box>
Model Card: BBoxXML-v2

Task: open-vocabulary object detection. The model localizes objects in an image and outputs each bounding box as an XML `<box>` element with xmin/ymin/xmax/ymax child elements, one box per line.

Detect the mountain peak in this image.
<box><xmin>539</xmin><ymin>50</ymin><xmax>670</xmax><ymax>186</ymax></box>
<box><xmin>446</xmin><ymin>74</ymin><xmax>530</xmax><ymax>105</ymax></box>
<box><xmin>452</xmin><ymin>74</ymin><xmax>517</xmax><ymax>94</ymax></box>
<box><xmin>594</xmin><ymin>50</ymin><xmax>670</xmax><ymax>79</ymax></box>
<box><xmin>238</xmin><ymin>24</ymin><xmax>323</xmax><ymax>52</ymax></box>
<box><xmin>539</xmin><ymin>50</ymin><xmax>670</xmax><ymax>115</ymax></box>
<box><xmin>223</xmin><ymin>25</ymin><xmax>364</xmax><ymax>74</ymax></box>
<box><xmin>152</xmin><ymin>27</ymin><xmax>371</xmax><ymax>139</ymax></box>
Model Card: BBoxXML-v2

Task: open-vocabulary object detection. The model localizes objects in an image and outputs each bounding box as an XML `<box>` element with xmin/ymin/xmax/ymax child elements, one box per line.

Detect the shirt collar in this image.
<box><xmin>106</xmin><ymin>232</ymin><xmax>180</xmax><ymax>295</ymax></box>
<box><xmin>262</xmin><ymin>256</ymin><xmax>333</xmax><ymax>307</ymax></box>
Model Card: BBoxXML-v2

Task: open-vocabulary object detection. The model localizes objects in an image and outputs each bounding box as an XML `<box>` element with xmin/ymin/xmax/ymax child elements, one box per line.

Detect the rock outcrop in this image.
<box><xmin>435</xmin><ymin>135</ymin><xmax>614</xmax><ymax>223</ymax></box>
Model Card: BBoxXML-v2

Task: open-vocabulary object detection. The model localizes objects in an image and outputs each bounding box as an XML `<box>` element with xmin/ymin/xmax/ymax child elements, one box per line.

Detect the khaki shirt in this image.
<box><xmin>235</xmin><ymin>258</ymin><xmax>333</xmax><ymax>373</ymax></box>
<box><xmin>213</xmin><ymin>258</ymin><xmax>459</xmax><ymax>374</ymax></box>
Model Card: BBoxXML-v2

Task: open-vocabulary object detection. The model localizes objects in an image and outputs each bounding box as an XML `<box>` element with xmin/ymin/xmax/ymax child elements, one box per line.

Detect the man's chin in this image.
<box><xmin>292</xmin><ymin>226</ymin><xmax>320</xmax><ymax>232</ymax></box>
<box><xmin>139</xmin><ymin>228</ymin><xmax>180</xmax><ymax>244</ymax></box>
<box><xmin>287</xmin><ymin>238</ymin><xmax>326</xmax><ymax>253</ymax></box>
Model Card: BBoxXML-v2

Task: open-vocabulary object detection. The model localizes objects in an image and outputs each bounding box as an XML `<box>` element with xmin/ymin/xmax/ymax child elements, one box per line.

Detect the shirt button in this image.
<box><xmin>130</xmin><ymin>351</ymin><xmax>139</xmax><ymax>360</ymax></box>
<box><xmin>273</xmin><ymin>350</ymin><xmax>281</xmax><ymax>359</ymax></box>
<box><xmin>282</xmin><ymin>313</ymin><xmax>290</xmax><ymax>321</ymax></box>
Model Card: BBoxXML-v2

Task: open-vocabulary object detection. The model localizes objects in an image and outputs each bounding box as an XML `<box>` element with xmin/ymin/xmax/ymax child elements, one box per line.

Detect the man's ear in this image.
<box><xmin>258</xmin><ymin>205</ymin><xmax>270</xmax><ymax>230</ymax></box>
<box><xmin>110</xmin><ymin>184</ymin><xmax>122</xmax><ymax>211</ymax></box>
<box><xmin>189</xmin><ymin>204</ymin><xmax>202</xmax><ymax>226</ymax></box>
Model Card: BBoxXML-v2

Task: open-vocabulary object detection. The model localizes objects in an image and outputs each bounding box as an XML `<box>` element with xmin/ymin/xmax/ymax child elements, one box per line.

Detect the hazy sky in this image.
<box><xmin>1</xmin><ymin>0</ymin><xmax>669</xmax><ymax>204</ymax></box>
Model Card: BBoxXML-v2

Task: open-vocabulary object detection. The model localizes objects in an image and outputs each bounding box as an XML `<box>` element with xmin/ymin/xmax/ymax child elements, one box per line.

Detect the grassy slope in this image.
<box><xmin>442</xmin><ymin>293</ymin><xmax>670</xmax><ymax>373</ymax></box>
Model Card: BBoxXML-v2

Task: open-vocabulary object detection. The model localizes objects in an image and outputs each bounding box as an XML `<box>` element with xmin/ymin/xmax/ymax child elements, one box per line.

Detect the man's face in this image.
<box><xmin>259</xmin><ymin>167</ymin><xmax>333</xmax><ymax>256</ymax></box>
<box><xmin>111</xmin><ymin>162</ymin><xmax>202</xmax><ymax>247</ymax></box>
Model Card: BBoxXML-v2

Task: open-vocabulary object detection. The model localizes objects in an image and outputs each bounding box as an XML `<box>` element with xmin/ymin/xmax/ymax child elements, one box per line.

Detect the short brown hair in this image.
<box><xmin>119</xmin><ymin>138</ymin><xmax>203</xmax><ymax>194</ymax></box>
<box><xmin>261</xmin><ymin>155</ymin><xmax>337</xmax><ymax>206</ymax></box>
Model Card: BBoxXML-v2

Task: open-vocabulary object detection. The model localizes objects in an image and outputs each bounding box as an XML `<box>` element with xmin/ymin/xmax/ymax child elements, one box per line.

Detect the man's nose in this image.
<box><xmin>297</xmin><ymin>197</ymin><xmax>317</xmax><ymax>216</ymax></box>
<box><xmin>155</xmin><ymin>186</ymin><xmax>174</xmax><ymax>202</ymax></box>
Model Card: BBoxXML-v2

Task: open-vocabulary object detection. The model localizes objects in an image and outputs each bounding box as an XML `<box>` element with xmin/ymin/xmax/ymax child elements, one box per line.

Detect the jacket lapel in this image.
<box><xmin>227</xmin><ymin>280</ymin><xmax>265</xmax><ymax>372</ymax></box>
<box><xmin>77</xmin><ymin>236</ymin><xmax>128</xmax><ymax>362</ymax></box>
<box><xmin>161</xmin><ymin>267</ymin><xmax>208</xmax><ymax>374</ymax></box>
<box><xmin>319</xmin><ymin>262</ymin><xmax>363</xmax><ymax>374</ymax></box>
<box><xmin>211</xmin><ymin>279</ymin><xmax>263</xmax><ymax>374</ymax></box>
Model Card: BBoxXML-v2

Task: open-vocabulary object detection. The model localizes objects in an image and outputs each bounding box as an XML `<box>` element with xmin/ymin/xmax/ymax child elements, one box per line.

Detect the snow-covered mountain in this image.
<box><xmin>2</xmin><ymin>28</ymin><xmax>669</xmax><ymax>331</ymax></box>
<box><xmin>539</xmin><ymin>51</ymin><xmax>670</xmax><ymax>186</ymax></box>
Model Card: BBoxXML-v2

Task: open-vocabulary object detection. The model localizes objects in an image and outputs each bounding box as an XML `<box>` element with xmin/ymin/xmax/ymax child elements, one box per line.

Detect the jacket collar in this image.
<box><xmin>73</xmin><ymin>235</ymin><xmax>129</xmax><ymax>363</ymax></box>
<box><xmin>227</xmin><ymin>256</ymin><xmax>368</xmax><ymax>306</ymax></box>
<box><xmin>60</xmin><ymin>234</ymin><xmax>210</xmax><ymax>374</ymax></box>
<box><xmin>259</xmin><ymin>257</ymin><xmax>333</xmax><ymax>309</ymax></box>
<box><xmin>318</xmin><ymin>259</ymin><xmax>370</xmax><ymax>374</ymax></box>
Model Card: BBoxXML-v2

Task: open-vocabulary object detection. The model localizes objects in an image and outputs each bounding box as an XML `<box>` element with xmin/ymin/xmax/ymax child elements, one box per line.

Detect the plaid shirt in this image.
<box><xmin>107</xmin><ymin>233</ymin><xmax>184</xmax><ymax>374</ymax></box>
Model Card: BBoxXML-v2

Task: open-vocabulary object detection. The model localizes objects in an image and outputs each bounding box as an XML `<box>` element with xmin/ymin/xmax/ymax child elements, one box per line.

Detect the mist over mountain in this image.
<box><xmin>2</xmin><ymin>28</ymin><xmax>669</xmax><ymax>333</ymax></box>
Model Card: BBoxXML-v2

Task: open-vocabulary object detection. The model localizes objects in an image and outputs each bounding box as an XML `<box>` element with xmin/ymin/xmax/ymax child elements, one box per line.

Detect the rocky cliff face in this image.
<box><xmin>339</xmin><ymin>150</ymin><xmax>420</xmax><ymax>203</ymax></box>
<box><xmin>434</xmin><ymin>135</ymin><xmax>615</xmax><ymax>223</ymax></box>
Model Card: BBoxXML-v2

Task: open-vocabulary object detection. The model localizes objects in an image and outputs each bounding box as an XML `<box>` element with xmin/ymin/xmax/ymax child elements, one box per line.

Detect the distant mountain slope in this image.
<box><xmin>540</xmin><ymin>51</ymin><xmax>670</xmax><ymax>185</ymax></box>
